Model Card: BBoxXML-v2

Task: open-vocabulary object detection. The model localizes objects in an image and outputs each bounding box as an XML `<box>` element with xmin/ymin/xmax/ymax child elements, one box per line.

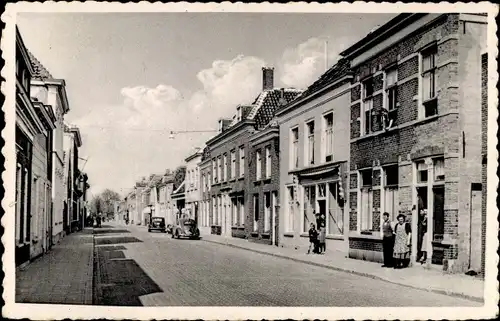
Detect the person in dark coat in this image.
<box><xmin>381</xmin><ymin>212</ymin><xmax>395</xmax><ymax>267</ymax></box>
<box><xmin>307</xmin><ymin>223</ymin><xmax>318</xmax><ymax>254</ymax></box>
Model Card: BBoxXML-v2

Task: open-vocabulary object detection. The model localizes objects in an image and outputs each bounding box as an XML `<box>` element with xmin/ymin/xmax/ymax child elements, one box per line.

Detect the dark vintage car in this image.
<box><xmin>172</xmin><ymin>218</ymin><xmax>200</xmax><ymax>239</ymax></box>
<box><xmin>148</xmin><ymin>217</ymin><xmax>167</xmax><ymax>233</ymax></box>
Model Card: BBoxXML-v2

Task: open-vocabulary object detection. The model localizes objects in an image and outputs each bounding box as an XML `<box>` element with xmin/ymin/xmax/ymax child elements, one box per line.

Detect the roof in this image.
<box><xmin>223</xmin><ymin>88</ymin><xmax>302</xmax><ymax>131</ymax></box>
<box><xmin>339</xmin><ymin>13</ymin><xmax>426</xmax><ymax>58</ymax></box>
<box><xmin>290</xmin><ymin>58</ymin><xmax>351</xmax><ymax>103</ymax></box>
<box><xmin>27</xmin><ymin>50</ymin><xmax>54</xmax><ymax>81</ymax></box>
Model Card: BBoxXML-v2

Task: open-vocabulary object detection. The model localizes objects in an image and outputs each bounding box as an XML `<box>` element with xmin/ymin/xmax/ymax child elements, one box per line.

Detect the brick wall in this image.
<box><xmin>248</xmin><ymin>133</ymin><xmax>280</xmax><ymax>245</ymax></box>
<box><xmin>348</xmin><ymin>14</ymin><xmax>463</xmax><ymax>264</ymax></box>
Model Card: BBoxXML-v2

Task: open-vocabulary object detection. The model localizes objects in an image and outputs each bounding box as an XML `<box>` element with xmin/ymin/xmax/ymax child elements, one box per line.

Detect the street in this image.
<box><xmin>93</xmin><ymin>224</ymin><xmax>478</xmax><ymax>307</ymax></box>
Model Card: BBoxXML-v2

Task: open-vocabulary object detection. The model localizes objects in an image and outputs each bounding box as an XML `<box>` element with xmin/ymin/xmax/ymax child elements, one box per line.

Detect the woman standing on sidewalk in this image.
<box><xmin>393</xmin><ymin>214</ymin><xmax>411</xmax><ymax>269</ymax></box>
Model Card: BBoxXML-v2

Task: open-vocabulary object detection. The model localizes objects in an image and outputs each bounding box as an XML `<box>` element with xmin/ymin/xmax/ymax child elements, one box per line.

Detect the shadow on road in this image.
<box><xmin>94</xmin><ymin>229</ymin><xmax>131</xmax><ymax>235</ymax></box>
<box><xmin>95</xmin><ymin>236</ymin><xmax>143</xmax><ymax>246</ymax></box>
<box><xmin>94</xmin><ymin>245</ymin><xmax>162</xmax><ymax>306</ymax></box>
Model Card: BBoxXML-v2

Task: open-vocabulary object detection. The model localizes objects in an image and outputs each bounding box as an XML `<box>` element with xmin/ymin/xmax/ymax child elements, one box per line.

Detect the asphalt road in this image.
<box><xmin>93</xmin><ymin>224</ymin><xmax>478</xmax><ymax>307</ymax></box>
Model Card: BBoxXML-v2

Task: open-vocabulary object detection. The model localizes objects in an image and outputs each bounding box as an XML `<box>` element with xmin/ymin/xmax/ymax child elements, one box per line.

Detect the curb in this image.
<box><xmin>203</xmin><ymin>239</ymin><xmax>484</xmax><ymax>303</ymax></box>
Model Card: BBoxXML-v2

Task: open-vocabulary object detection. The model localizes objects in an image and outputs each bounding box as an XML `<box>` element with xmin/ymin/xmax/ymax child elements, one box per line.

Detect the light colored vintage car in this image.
<box><xmin>172</xmin><ymin>218</ymin><xmax>200</xmax><ymax>239</ymax></box>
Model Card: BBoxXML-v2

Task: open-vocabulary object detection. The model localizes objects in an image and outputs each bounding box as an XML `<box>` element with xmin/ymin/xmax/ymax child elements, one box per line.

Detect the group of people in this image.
<box><xmin>307</xmin><ymin>223</ymin><xmax>326</xmax><ymax>254</ymax></box>
<box><xmin>382</xmin><ymin>210</ymin><xmax>428</xmax><ymax>269</ymax></box>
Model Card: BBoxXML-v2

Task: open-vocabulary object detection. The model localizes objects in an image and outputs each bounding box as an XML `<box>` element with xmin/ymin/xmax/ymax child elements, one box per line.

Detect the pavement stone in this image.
<box><xmin>15</xmin><ymin>228</ymin><xmax>94</xmax><ymax>305</ymax></box>
<box><xmin>200</xmin><ymin>233</ymin><xmax>485</xmax><ymax>302</ymax></box>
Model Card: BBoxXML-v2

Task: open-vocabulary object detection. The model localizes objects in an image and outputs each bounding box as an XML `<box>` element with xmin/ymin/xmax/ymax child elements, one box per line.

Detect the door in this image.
<box><xmin>432</xmin><ymin>186</ymin><xmax>445</xmax><ymax>265</ymax></box>
<box><xmin>470</xmin><ymin>185</ymin><xmax>482</xmax><ymax>272</ymax></box>
<box><xmin>317</xmin><ymin>199</ymin><xmax>326</xmax><ymax>228</ymax></box>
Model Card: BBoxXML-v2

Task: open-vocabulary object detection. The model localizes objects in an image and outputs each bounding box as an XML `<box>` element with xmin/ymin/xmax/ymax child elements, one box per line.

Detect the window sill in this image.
<box><xmin>229</xmin><ymin>178</ymin><xmax>236</xmax><ymax>182</ymax></box>
<box><xmin>283</xmin><ymin>232</ymin><xmax>294</xmax><ymax>238</ymax></box>
<box><xmin>326</xmin><ymin>234</ymin><xmax>345</xmax><ymax>240</ymax></box>
<box><xmin>349</xmin><ymin>231</ymin><xmax>382</xmax><ymax>240</ymax></box>
<box><xmin>254</xmin><ymin>179</ymin><xmax>262</xmax><ymax>185</ymax></box>
<box><xmin>261</xmin><ymin>232</ymin><xmax>271</xmax><ymax>236</ymax></box>
<box><xmin>238</xmin><ymin>176</ymin><xmax>244</xmax><ymax>181</ymax></box>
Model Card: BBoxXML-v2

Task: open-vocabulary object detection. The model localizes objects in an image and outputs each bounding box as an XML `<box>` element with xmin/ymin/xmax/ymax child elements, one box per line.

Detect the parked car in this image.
<box><xmin>172</xmin><ymin>218</ymin><xmax>200</xmax><ymax>239</ymax></box>
<box><xmin>148</xmin><ymin>217</ymin><xmax>167</xmax><ymax>233</ymax></box>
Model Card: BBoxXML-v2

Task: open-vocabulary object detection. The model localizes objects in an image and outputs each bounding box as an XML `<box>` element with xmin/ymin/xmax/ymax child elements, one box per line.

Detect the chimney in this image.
<box><xmin>262</xmin><ymin>67</ymin><xmax>274</xmax><ymax>91</ymax></box>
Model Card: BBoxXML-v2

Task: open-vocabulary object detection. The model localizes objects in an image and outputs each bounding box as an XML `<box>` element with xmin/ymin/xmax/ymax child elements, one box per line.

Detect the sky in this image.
<box><xmin>17</xmin><ymin>12</ymin><xmax>396</xmax><ymax>196</ymax></box>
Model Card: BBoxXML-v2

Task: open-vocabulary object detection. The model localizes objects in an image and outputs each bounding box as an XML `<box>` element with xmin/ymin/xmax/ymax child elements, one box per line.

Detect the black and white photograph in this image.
<box><xmin>2</xmin><ymin>2</ymin><xmax>498</xmax><ymax>320</ymax></box>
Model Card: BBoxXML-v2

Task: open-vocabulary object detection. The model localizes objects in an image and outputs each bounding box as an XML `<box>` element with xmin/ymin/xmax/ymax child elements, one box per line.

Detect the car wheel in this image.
<box><xmin>148</xmin><ymin>229</ymin><xmax>151</xmax><ymax>232</ymax></box>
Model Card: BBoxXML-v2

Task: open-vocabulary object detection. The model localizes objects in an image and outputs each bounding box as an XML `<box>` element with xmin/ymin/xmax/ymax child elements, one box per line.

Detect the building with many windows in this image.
<box><xmin>185</xmin><ymin>148</ymin><xmax>203</xmax><ymax>224</ymax></box>
<box><xmin>63</xmin><ymin>124</ymin><xmax>82</xmax><ymax>233</ymax></box>
<box><xmin>199</xmin><ymin>146</ymin><xmax>212</xmax><ymax>235</ymax></box>
<box><xmin>276</xmin><ymin>59</ymin><xmax>351</xmax><ymax>253</ymax></box>
<box><xmin>205</xmin><ymin>67</ymin><xmax>302</xmax><ymax>239</ymax></box>
<box><xmin>344</xmin><ymin>13</ymin><xmax>487</xmax><ymax>273</ymax></box>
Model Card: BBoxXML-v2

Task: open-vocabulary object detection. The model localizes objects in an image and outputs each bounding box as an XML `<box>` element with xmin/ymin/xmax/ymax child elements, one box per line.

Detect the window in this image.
<box><xmin>433</xmin><ymin>157</ymin><xmax>445</xmax><ymax>181</ymax></box>
<box><xmin>207</xmin><ymin>173</ymin><xmax>211</xmax><ymax>191</ymax></box>
<box><xmin>421</xmin><ymin>46</ymin><xmax>438</xmax><ymax>117</ymax></box>
<box><xmin>305</xmin><ymin>120</ymin><xmax>315</xmax><ymax>165</ymax></box>
<box><xmin>323</xmin><ymin>114</ymin><xmax>334</xmax><ymax>162</ymax></box>
<box><xmin>232</xmin><ymin>197</ymin><xmax>238</xmax><ymax>226</ymax></box>
<box><xmin>223</xmin><ymin>154</ymin><xmax>228</xmax><ymax>182</ymax></box>
<box><xmin>253</xmin><ymin>194</ymin><xmax>259</xmax><ymax>232</ymax></box>
<box><xmin>290</xmin><ymin>127</ymin><xmax>299</xmax><ymax>169</ymax></box>
<box><xmin>238</xmin><ymin>196</ymin><xmax>245</xmax><ymax>226</ymax></box>
<box><xmin>328</xmin><ymin>182</ymin><xmax>343</xmax><ymax>235</ymax></box>
<box><xmin>195</xmin><ymin>168</ymin><xmax>199</xmax><ymax>189</ymax></box>
<box><xmin>360</xmin><ymin>169</ymin><xmax>373</xmax><ymax>232</ymax></box>
<box><xmin>231</xmin><ymin>150</ymin><xmax>236</xmax><ymax>179</ymax></box>
<box><xmin>212</xmin><ymin>196</ymin><xmax>217</xmax><ymax>225</ymax></box>
<box><xmin>265</xmin><ymin>146</ymin><xmax>271</xmax><ymax>178</ymax></box>
<box><xmin>218</xmin><ymin>157</ymin><xmax>222</xmax><ymax>182</ymax></box>
<box><xmin>384</xmin><ymin>165</ymin><xmax>399</xmax><ymax>222</ymax></box>
<box><xmin>217</xmin><ymin>195</ymin><xmax>222</xmax><ymax>225</ymax></box>
<box><xmin>264</xmin><ymin>192</ymin><xmax>271</xmax><ymax>232</ymax></box>
<box><xmin>417</xmin><ymin>161</ymin><xmax>428</xmax><ymax>183</ymax></box>
<box><xmin>239</xmin><ymin>147</ymin><xmax>245</xmax><ymax>177</ymax></box>
<box><xmin>256</xmin><ymin>150</ymin><xmax>262</xmax><ymax>180</ymax></box>
<box><xmin>272</xmin><ymin>191</ymin><xmax>277</xmax><ymax>233</ymax></box>
<box><xmin>286</xmin><ymin>186</ymin><xmax>295</xmax><ymax>232</ymax></box>
<box><xmin>303</xmin><ymin>185</ymin><xmax>316</xmax><ymax>233</ymax></box>
<box><xmin>385</xmin><ymin>67</ymin><xmax>398</xmax><ymax>111</ymax></box>
<box><xmin>202</xmin><ymin>174</ymin><xmax>205</xmax><ymax>192</ymax></box>
<box><xmin>212</xmin><ymin>160</ymin><xmax>217</xmax><ymax>184</ymax></box>
<box><xmin>362</xmin><ymin>78</ymin><xmax>374</xmax><ymax>136</ymax></box>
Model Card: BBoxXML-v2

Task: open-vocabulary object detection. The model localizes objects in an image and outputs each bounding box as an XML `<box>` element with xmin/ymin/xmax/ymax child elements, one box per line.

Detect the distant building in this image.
<box><xmin>63</xmin><ymin>124</ymin><xmax>82</xmax><ymax>233</ymax></box>
<box><xmin>185</xmin><ymin>148</ymin><xmax>203</xmax><ymax>223</ymax></box>
<box><xmin>199</xmin><ymin>146</ymin><xmax>212</xmax><ymax>235</ymax></box>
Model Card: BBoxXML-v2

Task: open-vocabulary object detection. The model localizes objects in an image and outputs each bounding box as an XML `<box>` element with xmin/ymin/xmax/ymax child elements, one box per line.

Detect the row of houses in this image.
<box><xmin>122</xmin><ymin>13</ymin><xmax>489</xmax><ymax>276</ymax></box>
<box><xmin>15</xmin><ymin>27</ymin><xmax>90</xmax><ymax>267</ymax></box>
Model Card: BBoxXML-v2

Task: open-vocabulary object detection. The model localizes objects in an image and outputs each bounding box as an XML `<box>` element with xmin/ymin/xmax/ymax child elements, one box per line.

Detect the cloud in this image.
<box><xmin>74</xmin><ymin>55</ymin><xmax>266</xmax><ymax>194</ymax></box>
<box><xmin>279</xmin><ymin>37</ymin><xmax>353</xmax><ymax>89</ymax></box>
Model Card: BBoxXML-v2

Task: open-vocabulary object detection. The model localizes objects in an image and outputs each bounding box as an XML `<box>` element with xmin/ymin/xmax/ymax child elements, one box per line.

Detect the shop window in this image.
<box><xmin>264</xmin><ymin>192</ymin><xmax>271</xmax><ymax>232</ymax></box>
<box><xmin>286</xmin><ymin>186</ymin><xmax>295</xmax><ymax>232</ymax></box>
<box><xmin>231</xmin><ymin>197</ymin><xmax>238</xmax><ymax>226</ymax></box>
<box><xmin>328</xmin><ymin>182</ymin><xmax>343</xmax><ymax>235</ymax></box>
<box><xmin>303</xmin><ymin>185</ymin><xmax>316</xmax><ymax>232</ymax></box>
<box><xmin>253</xmin><ymin>194</ymin><xmax>259</xmax><ymax>232</ymax></box>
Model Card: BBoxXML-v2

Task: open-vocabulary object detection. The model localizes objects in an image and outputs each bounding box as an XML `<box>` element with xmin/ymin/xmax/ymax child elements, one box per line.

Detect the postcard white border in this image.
<box><xmin>2</xmin><ymin>2</ymin><xmax>499</xmax><ymax>320</ymax></box>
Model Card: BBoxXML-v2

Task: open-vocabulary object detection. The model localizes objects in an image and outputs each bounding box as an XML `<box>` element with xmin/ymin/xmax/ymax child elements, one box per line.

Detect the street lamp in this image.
<box><xmin>168</xmin><ymin>129</ymin><xmax>218</xmax><ymax>140</ymax></box>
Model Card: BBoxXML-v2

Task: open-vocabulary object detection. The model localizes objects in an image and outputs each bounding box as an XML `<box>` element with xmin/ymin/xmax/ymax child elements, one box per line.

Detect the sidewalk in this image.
<box><xmin>16</xmin><ymin>228</ymin><xmax>94</xmax><ymax>305</ymax></box>
<box><xmin>201</xmin><ymin>234</ymin><xmax>484</xmax><ymax>302</ymax></box>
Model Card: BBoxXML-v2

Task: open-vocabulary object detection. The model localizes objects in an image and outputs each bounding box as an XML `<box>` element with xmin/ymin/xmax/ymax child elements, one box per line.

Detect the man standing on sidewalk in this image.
<box><xmin>381</xmin><ymin>212</ymin><xmax>395</xmax><ymax>267</ymax></box>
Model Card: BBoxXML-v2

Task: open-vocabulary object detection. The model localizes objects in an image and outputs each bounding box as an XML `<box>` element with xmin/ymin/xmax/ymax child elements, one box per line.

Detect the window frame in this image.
<box><xmin>239</xmin><ymin>146</ymin><xmax>245</xmax><ymax>178</ymax></box>
<box><xmin>253</xmin><ymin>194</ymin><xmax>259</xmax><ymax>232</ymax></box>
<box><xmin>256</xmin><ymin>149</ymin><xmax>262</xmax><ymax>180</ymax></box>
<box><xmin>420</xmin><ymin>45</ymin><xmax>438</xmax><ymax>118</ymax></box>
<box><xmin>323</xmin><ymin>112</ymin><xmax>334</xmax><ymax>162</ymax></box>
<box><xmin>305</xmin><ymin>120</ymin><xmax>315</xmax><ymax>166</ymax></box>
<box><xmin>230</xmin><ymin>150</ymin><xmax>236</xmax><ymax>179</ymax></box>
<box><xmin>290</xmin><ymin>126</ymin><xmax>299</xmax><ymax>169</ymax></box>
<box><xmin>362</xmin><ymin>77</ymin><xmax>374</xmax><ymax>136</ymax></box>
<box><xmin>265</xmin><ymin>146</ymin><xmax>271</xmax><ymax>179</ymax></box>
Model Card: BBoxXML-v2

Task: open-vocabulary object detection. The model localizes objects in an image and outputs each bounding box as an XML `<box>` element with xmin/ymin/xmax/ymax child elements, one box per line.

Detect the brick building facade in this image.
<box><xmin>343</xmin><ymin>13</ymin><xmax>487</xmax><ymax>273</ymax></box>
<box><xmin>276</xmin><ymin>59</ymin><xmax>351</xmax><ymax>253</ymax></box>
<box><xmin>205</xmin><ymin>67</ymin><xmax>301</xmax><ymax>240</ymax></box>
<box><xmin>248</xmin><ymin>122</ymin><xmax>280</xmax><ymax>245</ymax></box>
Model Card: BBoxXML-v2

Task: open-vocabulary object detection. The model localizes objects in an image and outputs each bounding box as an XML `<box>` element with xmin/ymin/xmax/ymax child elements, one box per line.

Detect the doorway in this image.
<box><xmin>470</xmin><ymin>183</ymin><xmax>482</xmax><ymax>272</ymax></box>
